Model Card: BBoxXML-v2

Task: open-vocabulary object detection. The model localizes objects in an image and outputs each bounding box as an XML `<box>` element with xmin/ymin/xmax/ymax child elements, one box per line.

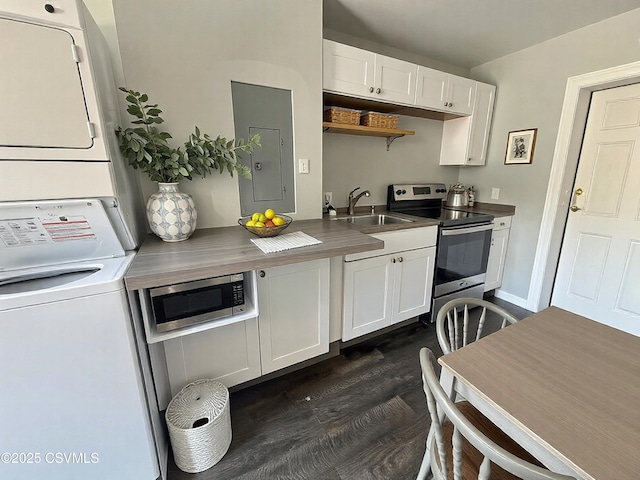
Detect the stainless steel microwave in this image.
<box><xmin>146</xmin><ymin>273</ymin><xmax>246</xmax><ymax>333</ymax></box>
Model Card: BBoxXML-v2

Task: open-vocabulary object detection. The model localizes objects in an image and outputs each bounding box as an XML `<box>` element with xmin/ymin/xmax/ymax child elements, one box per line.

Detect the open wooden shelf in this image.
<box><xmin>322</xmin><ymin>122</ymin><xmax>414</xmax><ymax>137</ymax></box>
<box><xmin>322</xmin><ymin>122</ymin><xmax>415</xmax><ymax>150</ymax></box>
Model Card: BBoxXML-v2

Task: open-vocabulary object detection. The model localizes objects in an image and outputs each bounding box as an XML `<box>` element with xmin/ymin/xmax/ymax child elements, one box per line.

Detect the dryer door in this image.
<box><xmin>0</xmin><ymin>18</ymin><xmax>93</xmax><ymax>149</ymax></box>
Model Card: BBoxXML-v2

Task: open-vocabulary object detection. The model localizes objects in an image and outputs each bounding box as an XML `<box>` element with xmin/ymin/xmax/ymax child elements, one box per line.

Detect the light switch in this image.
<box><xmin>299</xmin><ymin>158</ymin><xmax>310</xmax><ymax>174</ymax></box>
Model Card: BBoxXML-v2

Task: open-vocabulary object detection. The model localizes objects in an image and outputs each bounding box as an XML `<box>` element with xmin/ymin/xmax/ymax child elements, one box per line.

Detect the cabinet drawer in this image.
<box><xmin>493</xmin><ymin>216</ymin><xmax>512</xmax><ymax>230</ymax></box>
<box><xmin>345</xmin><ymin>226</ymin><xmax>437</xmax><ymax>262</ymax></box>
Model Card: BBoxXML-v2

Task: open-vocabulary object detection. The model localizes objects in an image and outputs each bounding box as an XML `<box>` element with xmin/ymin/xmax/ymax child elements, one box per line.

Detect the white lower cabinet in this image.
<box><xmin>257</xmin><ymin>259</ymin><xmax>330</xmax><ymax>374</ymax></box>
<box><xmin>342</xmin><ymin>228</ymin><xmax>437</xmax><ymax>341</ymax></box>
<box><xmin>163</xmin><ymin>318</ymin><xmax>262</xmax><ymax>398</ymax></box>
<box><xmin>485</xmin><ymin>216</ymin><xmax>512</xmax><ymax>291</ymax></box>
<box><xmin>163</xmin><ymin>259</ymin><xmax>330</xmax><ymax>395</ymax></box>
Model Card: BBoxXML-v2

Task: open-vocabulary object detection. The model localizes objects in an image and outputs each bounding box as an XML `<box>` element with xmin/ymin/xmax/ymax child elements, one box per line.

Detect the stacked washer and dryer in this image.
<box><xmin>0</xmin><ymin>2</ymin><xmax>164</xmax><ymax>479</ymax></box>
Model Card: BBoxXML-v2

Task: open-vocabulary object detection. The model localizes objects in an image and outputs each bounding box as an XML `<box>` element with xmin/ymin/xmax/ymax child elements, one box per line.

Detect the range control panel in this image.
<box><xmin>388</xmin><ymin>183</ymin><xmax>447</xmax><ymax>202</ymax></box>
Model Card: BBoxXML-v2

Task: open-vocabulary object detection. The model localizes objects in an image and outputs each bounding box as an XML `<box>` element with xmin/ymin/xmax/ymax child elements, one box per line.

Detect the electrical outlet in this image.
<box><xmin>491</xmin><ymin>188</ymin><xmax>500</xmax><ymax>200</ymax></box>
<box><xmin>324</xmin><ymin>192</ymin><xmax>332</xmax><ymax>204</ymax></box>
<box><xmin>299</xmin><ymin>158</ymin><xmax>310</xmax><ymax>174</ymax></box>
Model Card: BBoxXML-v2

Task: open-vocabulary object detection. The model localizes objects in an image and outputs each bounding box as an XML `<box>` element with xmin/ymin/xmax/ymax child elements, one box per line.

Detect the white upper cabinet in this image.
<box><xmin>466</xmin><ymin>82</ymin><xmax>496</xmax><ymax>165</ymax></box>
<box><xmin>415</xmin><ymin>66</ymin><xmax>476</xmax><ymax>115</ymax></box>
<box><xmin>373</xmin><ymin>54</ymin><xmax>418</xmax><ymax>105</ymax></box>
<box><xmin>323</xmin><ymin>40</ymin><xmax>417</xmax><ymax>106</ymax></box>
<box><xmin>439</xmin><ymin>81</ymin><xmax>496</xmax><ymax>166</ymax></box>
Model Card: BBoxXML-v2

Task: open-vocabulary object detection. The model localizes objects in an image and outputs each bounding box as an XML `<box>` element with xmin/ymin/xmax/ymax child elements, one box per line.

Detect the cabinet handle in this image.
<box><xmin>369</xmin><ymin>87</ymin><xmax>374</xmax><ymax>93</ymax></box>
<box><xmin>376</xmin><ymin>88</ymin><xmax>381</xmax><ymax>94</ymax></box>
<box><xmin>44</xmin><ymin>3</ymin><xmax>55</xmax><ymax>12</ymax></box>
<box><xmin>398</xmin><ymin>257</ymin><xmax>403</xmax><ymax>263</ymax></box>
<box><xmin>444</xmin><ymin>102</ymin><xmax>448</xmax><ymax>107</ymax></box>
<box><xmin>259</xmin><ymin>270</ymin><xmax>266</xmax><ymax>278</ymax></box>
<box><xmin>500</xmin><ymin>222</ymin><xmax>506</xmax><ymax>227</ymax></box>
<box><xmin>391</xmin><ymin>258</ymin><xmax>396</xmax><ymax>263</ymax></box>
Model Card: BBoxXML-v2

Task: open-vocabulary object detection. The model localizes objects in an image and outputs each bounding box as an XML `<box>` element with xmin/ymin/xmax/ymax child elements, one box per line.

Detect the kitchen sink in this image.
<box><xmin>335</xmin><ymin>214</ymin><xmax>414</xmax><ymax>226</ymax></box>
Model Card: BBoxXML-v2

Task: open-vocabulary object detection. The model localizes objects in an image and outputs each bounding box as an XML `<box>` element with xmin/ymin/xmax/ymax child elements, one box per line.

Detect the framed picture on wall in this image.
<box><xmin>505</xmin><ymin>128</ymin><xmax>537</xmax><ymax>165</ymax></box>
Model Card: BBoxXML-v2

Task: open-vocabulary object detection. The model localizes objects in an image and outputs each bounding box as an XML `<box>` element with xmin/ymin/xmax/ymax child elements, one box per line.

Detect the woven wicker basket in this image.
<box><xmin>361</xmin><ymin>112</ymin><xmax>399</xmax><ymax>129</ymax></box>
<box><xmin>323</xmin><ymin>107</ymin><xmax>361</xmax><ymax>125</ymax></box>
<box><xmin>166</xmin><ymin>379</ymin><xmax>232</xmax><ymax>473</ymax></box>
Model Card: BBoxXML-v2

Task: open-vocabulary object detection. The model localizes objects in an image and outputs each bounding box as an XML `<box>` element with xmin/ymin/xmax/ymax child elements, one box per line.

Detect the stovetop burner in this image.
<box><xmin>386</xmin><ymin>183</ymin><xmax>494</xmax><ymax>227</ymax></box>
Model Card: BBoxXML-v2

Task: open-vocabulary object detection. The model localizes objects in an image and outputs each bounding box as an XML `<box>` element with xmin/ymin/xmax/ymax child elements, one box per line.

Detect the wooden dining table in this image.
<box><xmin>438</xmin><ymin>306</ymin><xmax>640</xmax><ymax>480</ymax></box>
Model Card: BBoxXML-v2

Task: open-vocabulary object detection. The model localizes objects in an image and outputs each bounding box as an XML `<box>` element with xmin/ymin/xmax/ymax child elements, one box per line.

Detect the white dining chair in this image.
<box><xmin>418</xmin><ymin>347</ymin><xmax>575</xmax><ymax>480</ymax></box>
<box><xmin>436</xmin><ymin>298</ymin><xmax>519</xmax><ymax>355</ymax></box>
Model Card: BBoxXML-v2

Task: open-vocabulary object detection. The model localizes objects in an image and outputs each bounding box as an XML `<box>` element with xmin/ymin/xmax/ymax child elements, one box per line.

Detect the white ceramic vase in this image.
<box><xmin>146</xmin><ymin>183</ymin><xmax>197</xmax><ymax>242</ymax></box>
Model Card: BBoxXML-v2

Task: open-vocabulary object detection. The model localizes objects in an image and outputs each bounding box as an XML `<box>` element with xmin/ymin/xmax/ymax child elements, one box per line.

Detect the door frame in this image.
<box><xmin>528</xmin><ymin>60</ymin><xmax>640</xmax><ymax>312</ymax></box>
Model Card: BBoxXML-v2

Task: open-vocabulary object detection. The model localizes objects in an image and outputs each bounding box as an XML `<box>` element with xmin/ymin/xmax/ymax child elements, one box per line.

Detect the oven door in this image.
<box><xmin>435</xmin><ymin>223</ymin><xmax>493</xmax><ymax>297</ymax></box>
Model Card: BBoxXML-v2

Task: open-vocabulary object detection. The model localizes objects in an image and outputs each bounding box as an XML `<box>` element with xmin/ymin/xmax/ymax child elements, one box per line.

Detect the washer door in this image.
<box><xmin>0</xmin><ymin>267</ymin><xmax>100</xmax><ymax>295</ymax></box>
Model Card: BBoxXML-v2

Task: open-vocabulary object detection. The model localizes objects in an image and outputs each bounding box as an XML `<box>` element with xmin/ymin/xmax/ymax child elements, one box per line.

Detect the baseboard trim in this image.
<box><xmin>494</xmin><ymin>289</ymin><xmax>529</xmax><ymax>309</ymax></box>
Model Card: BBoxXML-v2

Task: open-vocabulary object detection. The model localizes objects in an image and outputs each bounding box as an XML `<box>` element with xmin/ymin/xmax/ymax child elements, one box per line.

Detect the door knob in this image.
<box><xmin>570</xmin><ymin>187</ymin><xmax>583</xmax><ymax>212</ymax></box>
<box><xmin>376</xmin><ymin>88</ymin><xmax>381</xmax><ymax>94</ymax></box>
<box><xmin>369</xmin><ymin>87</ymin><xmax>374</xmax><ymax>93</ymax></box>
<box><xmin>254</xmin><ymin>162</ymin><xmax>262</xmax><ymax>171</ymax></box>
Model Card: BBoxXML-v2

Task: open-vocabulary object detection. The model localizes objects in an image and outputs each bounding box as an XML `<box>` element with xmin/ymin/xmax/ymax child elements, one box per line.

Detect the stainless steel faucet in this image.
<box><xmin>348</xmin><ymin>187</ymin><xmax>371</xmax><ymax>215</ymax></box>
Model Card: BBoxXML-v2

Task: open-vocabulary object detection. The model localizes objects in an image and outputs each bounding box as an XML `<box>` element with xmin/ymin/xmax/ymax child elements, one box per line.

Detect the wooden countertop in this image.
<box><xmin>125</xmin><ymin>218</ymin><xmax>396</xmax><ymax>291</ymax></box>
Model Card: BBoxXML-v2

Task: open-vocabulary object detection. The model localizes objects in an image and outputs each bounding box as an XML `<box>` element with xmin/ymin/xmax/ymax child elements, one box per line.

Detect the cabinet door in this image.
<box><xmin>343</xmin><ymin>254</ymin><xmax>394</xmax><ymax>341</ymax></box>
<box><xmin>467</xmin><ymin>82</ymin><xmax>496</xmax><ymax>166</ymax></box>
<box><xmin>258</xmin><ymin>259</ymin><xmax>330</xmax><ymax>374</ymax></box>
<box><xmin>447</xmin><ymin>76</ymin><xmax>476</xmax><ymax>116</ymax></box>
<box><xmin>415</xmin><ymin>66</ymin><xmax>449</xmax><ymax>110</ymax></box>
<box><xmin>323</xmin><ymin>39</ymin><xmax>375</xmax><ymax>98</ymax></box>
<box><xmin>374</xmin><ymin>54</ymin><xmax>417</xmax><ymax>106</ymax></box>
<box><xmin>163</xmin><ymin>318</ymin><xmax>261</xmax><ymax>397</ymax></box>
<box><xmin>391</xmin><ymin>247</ymin><xmax>436</xmax><ymax>323</ymax></box>
<box><xmin>485</xmin><ymin>227</ymin><xmax>510</xmax><ymax>291</ymax></box>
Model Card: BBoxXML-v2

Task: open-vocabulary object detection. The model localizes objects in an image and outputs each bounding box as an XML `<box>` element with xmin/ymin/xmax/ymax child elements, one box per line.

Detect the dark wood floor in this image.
<box><xmin>166</xmin><ymin>298</ymin><xmax>531</xmax><ymax>480</ymax></box>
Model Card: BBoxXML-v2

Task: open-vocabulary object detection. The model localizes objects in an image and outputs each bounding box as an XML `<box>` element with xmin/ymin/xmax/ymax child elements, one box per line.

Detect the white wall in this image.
<box><xmin>461</xmin><ymin>8</ymin><xmax>640</xmax><ymax>303</ymax></box>
<box><xmin>109</xmin><ymin>0</ymin><xmax>323</xmax><ymax>228</ymax></box>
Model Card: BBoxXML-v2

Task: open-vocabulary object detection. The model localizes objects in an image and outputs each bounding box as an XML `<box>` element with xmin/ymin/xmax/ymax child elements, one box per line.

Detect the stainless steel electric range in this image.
<box><xmin>387</xmin><ymin>183</ymin><xmax>494</xmax><ymax>322</ymax></box>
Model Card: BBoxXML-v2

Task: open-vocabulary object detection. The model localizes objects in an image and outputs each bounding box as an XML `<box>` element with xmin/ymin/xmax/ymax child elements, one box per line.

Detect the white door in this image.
<box><xmin>342</xmin><ymin>254</ymin><xmax>393</xmax><ymax>341</ymax></box>
<box><xmin>552</xmin><ymin>83</ymin><xmax>640</xmax><ymax>336</ymax></box>
<box><xmin>447</xmin><ymin>76</ymin><xmax>476</xmax><ymax>116</ymax></box>
<box><xmin>258</xmin><ymin>259</ymin><xmax>330</xmax><ymax>374</ymax></box>
<box><xmin>391</xmin><ymin>246</ymin><xmax>435</xmax><ymax>323</ymax></box>
<box><xmin>415</xmin><ymin>66</ymin><xmax>449</xmax><ymax>110</ymax></box>
<box><xmin>374</xmin><ymin>54</ymin><xmax>417</xmax><ymax>106</ymax></box>
<box><xmin>322</xmin><ymin>39</ymin><xmax>375</xmax><ymax>98</ymax></box>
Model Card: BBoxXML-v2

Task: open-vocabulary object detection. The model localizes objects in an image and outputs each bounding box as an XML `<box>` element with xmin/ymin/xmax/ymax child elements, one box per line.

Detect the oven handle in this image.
<box><xmin>440</xmin><ymin>223</ymin><xmax>493</xmax><ymax>236</ymax></box>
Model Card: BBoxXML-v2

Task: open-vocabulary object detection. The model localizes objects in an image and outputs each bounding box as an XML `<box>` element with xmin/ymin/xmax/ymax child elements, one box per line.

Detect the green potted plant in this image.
<box><xmin>115</xmin><ymin>88</ymin><xmax>260</xmax><ymax>242</ymax></box>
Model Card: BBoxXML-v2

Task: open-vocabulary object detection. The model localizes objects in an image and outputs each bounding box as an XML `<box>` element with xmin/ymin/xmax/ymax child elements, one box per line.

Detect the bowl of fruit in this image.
<box><xmin>238</xmin><ymin>209</ymin><xmax>292</xmax><ymax>237</ymax></box>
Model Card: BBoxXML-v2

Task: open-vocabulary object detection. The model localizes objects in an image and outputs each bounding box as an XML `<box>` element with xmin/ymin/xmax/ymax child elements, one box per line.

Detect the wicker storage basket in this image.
<box><xmin>361</xmin><ymin>112</ymin><xmax>399</xmax><ymax>129</ymax></box>
<box><xmin>323</xmin><ymin>107</ymin><xmax>361</xmax><ymax>125</ymax></box>
<box><xmin>166</xmin><ymin>379</ymin><xmax>232</xmax><ymax>473</ymax></box>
